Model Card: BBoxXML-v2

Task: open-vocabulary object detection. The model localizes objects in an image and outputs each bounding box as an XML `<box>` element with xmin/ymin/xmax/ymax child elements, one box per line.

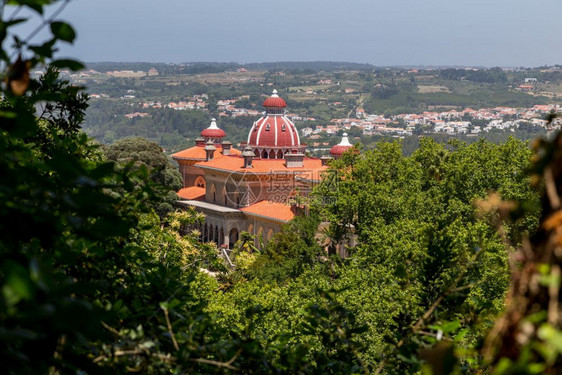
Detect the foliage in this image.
<box><xmin>103</xmin><ymin>137</ymin><xmax>183</xmax><ymax>218</ymax></box>
<box><xmin>363</xmin><ymin>87</ymin><xmax>547</xmax><ymax>115</ymax></box>
<box><xmin>307</xmin><ymin>138</ymin><xmax>538</xmax><ymax>371</ymax></box>
<box><xmin>480</xmin><ymin>117</ymin><xmax>562</xmax><ymax>374</ymax></box>
<box><xmin>245</xmin><ymin>214</ymin><xmax>324</xmax><ymax>284</ymax></box>
<box><xmin>439</xmin><ymin>67</ymin><xmax>508</xmax><ymax>84</ymax></box>
<box><xmin>0</xmin><ymin>3</ymin><xmax>373</xmax><ymax>374</ymax></box>
<box><xmin>206</xmin><ymin>137</ymin><xmax>541</xmax><ymax>373</ymax></box>
<box><xmin>2</xmin><ymin>2</ymin><xmax>560</xmax><ymax>374</ymax></box>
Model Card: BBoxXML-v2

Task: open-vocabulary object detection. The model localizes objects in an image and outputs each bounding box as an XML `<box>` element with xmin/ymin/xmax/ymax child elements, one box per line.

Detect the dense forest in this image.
<box><xmin>2</xmin><ymin>1</ymin><xmax>562</xmax><ymax>374</ymax></box>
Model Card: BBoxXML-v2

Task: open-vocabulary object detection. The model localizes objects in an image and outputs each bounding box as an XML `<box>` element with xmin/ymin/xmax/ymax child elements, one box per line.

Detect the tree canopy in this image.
<box><xmin>104</xmin><ymin>137</ymin><xmax>183</xmax><ymax>217</ymax></box>
<box><xmin>1</xmin><ymin>1</ymin><xmax>561</xmax><ymax>374</ymax></box>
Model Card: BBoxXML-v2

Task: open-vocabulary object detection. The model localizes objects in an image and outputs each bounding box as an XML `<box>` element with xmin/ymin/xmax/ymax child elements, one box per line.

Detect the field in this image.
<box><xmin>417</xmin><ymin>85</ymin><xmax>450</xmax><ymax>93</ymax></box>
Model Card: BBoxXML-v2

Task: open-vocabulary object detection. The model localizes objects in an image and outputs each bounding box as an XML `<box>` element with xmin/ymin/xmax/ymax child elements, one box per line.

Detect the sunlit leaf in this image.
<box><xmin>2</xmin><ymin>260</ymin><xmax>34</xmax><ymax>307</ymax></box>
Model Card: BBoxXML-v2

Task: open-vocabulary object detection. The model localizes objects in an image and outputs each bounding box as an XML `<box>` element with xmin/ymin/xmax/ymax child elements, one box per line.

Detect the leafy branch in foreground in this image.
<box><xmin>482</xmin><ymin>114</ymin><xmax>562</xmax><ymax>374</ymax></box>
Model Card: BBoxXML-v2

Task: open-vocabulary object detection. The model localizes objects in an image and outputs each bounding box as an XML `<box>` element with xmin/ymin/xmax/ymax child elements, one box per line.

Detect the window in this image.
<box><xmin>194</xmin><ymin>176</ymin><xmax>205</xmax><ymax>188</ymax></box>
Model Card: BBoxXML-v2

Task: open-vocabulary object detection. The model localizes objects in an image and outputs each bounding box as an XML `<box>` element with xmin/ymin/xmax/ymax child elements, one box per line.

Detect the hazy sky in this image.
<box><xmin>10</xmin><ymin>0</ymin><xmax>562</xmax><ymax>67</ymax></box>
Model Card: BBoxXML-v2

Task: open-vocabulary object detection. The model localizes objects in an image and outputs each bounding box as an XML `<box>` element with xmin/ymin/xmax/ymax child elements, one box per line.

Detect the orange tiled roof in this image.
<box><xmin>177</xmin><ymin>186</ymin><xmax>206</xmax><ymax>200</ymax></box>
<box><xmin>241</xmin><ymin>200</ymin><xmax>295</xmax><ymax>222</ymax></box>
<box><xmin>195</xmin><ymin>155</ymin><xmax>328</xmax><ymax>174</ymax></box>
<box><xmin>172</xmin><ymin>146</ymin><xmax>241</xmax><ymax>160</ymax></box>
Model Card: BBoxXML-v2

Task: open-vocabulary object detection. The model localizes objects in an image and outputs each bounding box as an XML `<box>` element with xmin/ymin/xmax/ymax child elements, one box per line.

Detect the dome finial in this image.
<box><xmin>339</xmin><ymin>133</ymin><xmax>352</xmax><ymax>146</ymax></box>
<box><xmin>262</xmin><ymin>89</ymin><xmax>286</xmax><ymax>108</ymax></box>
<box><xmin>201</xmin><ymin>117</ymin><xmax>226</xmax><ymax>139</ymax></box>
<box><xmin>208</xmin><ymin>118</ymin><xmax>219</xmax><ymax>129</ymax></box>
<box><xmin>330</xmin><ymin>132</ymin><xmax>353</xmax><ymax>157</ymax></box>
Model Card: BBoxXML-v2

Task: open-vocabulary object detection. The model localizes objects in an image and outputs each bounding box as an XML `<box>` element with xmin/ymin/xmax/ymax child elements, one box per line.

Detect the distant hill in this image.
<box><xmin>242</xmin><ymin>61</ymin><xmax>376</xmax><ymax>72</ymax></box>
<box><xmin>85</xmin><ymin>61</ymin><xmax>377</xmax><ymax>75</ymax></box>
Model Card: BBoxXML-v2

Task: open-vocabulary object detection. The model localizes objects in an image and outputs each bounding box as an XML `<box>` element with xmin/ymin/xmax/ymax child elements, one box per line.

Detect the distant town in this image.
<box><xmin>119</xmin><ymin>94</ymin><xmax>560</xmax><ymax>138</ymax></box>
<box><xmin>45</xmin><ymin>62</ymin><xmax>562</xmax><ymax>153</ymax></box>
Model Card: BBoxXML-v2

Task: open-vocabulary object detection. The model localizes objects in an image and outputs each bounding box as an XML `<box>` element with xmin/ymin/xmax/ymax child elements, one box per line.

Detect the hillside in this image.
<box><xmin>74</xmin><ymin>64</ymin><xmax>561</xmax><ymax>153</ymax></box>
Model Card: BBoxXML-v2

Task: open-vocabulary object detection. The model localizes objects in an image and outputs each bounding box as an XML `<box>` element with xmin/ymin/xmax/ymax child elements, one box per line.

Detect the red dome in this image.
<box><xmin>263</xmin><ymin>96</ymin><xmax>287</xmax><ymax>108</ymax></box>
<box><xmin>247</xmin><ymin>115</ymin><xmax>300</xmax><ymax>148</ymax></box>
<box><xmin>330</xmin><ymin>133</ymin><xmax>353</xmax><ymax>156</ymax></box>
<box><xmin>201</xmin><ymin>118</ymin><xmax>226</xmax><ymax>139</ymax></box>
<box><xmin>262</xmin><ymin>89</ymin><xmax>286</xmax><ymax>108</ymax></box>
<box><xmin>201</xmin><ymin>128</ymin><xmax>226</xmax><ymax>138</ymax></box>
<box><xmin>329</xmin><ymin>145</ymin><xmax>352</xmax><ymax>156</ymax></box>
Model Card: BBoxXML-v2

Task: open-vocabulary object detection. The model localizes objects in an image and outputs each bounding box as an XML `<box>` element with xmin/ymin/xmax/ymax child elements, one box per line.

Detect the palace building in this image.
<box><xmin>172</xmin><ymin>90</ymin><xmax>352</xmax><ymax>248</ymax></box>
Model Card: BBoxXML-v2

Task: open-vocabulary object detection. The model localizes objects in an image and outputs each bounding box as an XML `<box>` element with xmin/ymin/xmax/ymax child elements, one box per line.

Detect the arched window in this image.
<box><xmin>194</xmin><ymin>176</ymin><xmax>205</xmax><ymax>188</ymax></box>
<box><xmin>229</xmin><ymin>227</ymin><xmax>239</xmax><ymax>248</ymax></box>
<box><xmin>261</xmin><ymin>150</ymin><xmax>268</xmax><ymax>159</ymax></box>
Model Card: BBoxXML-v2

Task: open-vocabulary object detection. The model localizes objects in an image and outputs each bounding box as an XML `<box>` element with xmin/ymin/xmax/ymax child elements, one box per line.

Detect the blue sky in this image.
<box><xmin>8</xmin><ymin>0</ymin><xmax>562</xmax><ymax>67</ymax></box>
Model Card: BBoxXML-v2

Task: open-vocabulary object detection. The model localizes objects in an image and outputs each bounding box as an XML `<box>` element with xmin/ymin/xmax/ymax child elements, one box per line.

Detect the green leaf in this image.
<box><xmin>28</xmin><ymin>38</ymin><xmax>57</xmax><ymax>59</ymax></box>
<box><xmin>2</xmin><ymin>260</ymin><xmax>34</xmax><ymax>307</ymax></box>
<box><xmin>492</xmin><ymin>358</ymin><xmax>513</xmax><ymax>375</ymax></box>
<box><xmin>50</xmin><ymin>59</ymin><xmax>84</xmax><ymax>71</ymax></box>
<box><xmin>525</xmin><ymin>310</ymin><xmax>547</xmax><ymax>324</ymax></box>
<box><xmin>113</xmin><ymin>299</ymin><xmax>123</xmax><ymax>311</ymax></box>
<box><xmin>537</xmin><ymin>324</ymin><xmax>562</xmax><ymax>352</ymax></box>
<box><xmin>50</xmin><ymin>21</ymin><xmax>76</xmax><ymax>43</ymax></box>
<box><xmin>528</xmin><ymin>363</ymin><xmax>547</xmax><ymax>374</ymax></box>
<box><xmin>141</xmin><ymin>340</ymin><xmax>155</xmax><ymax>349</ymax></box>
<box><xmin>5</xmin><ymin>18</ymin><xmax>28</xmax><ymax>27</ymax></box>
<box><xmin>441</xmin><ymin>319</ymin><xmax>461</xmax><ymax>334</ymax></box>
<box><xmin>454</xmin><ymin>328</ymin><xmax>468</xmax><ymax>342</ymax></box>
<box><xmin>0</xmin><ymin>111</ymin><xmax>17</xmax><ymax>119</ymax></box>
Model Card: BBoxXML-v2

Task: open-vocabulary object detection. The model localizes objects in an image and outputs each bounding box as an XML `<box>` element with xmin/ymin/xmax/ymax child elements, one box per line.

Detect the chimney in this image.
<box><xmin>320</xmin><ymin>155</ymin><xmax>332</xmax><ymax>166</ymax></box>
<box><xmin>285</xmin><ymin>152</ymin><xmax>305</xmax><ymax>168</ymax></box>
<box><xmin>221</xmin><ymin>141</ymin><xmax>232</xmax><ymax>156</ymax></box>
<box><xmin>242</xmin><ymin>146</ymin><xmax>254</xmax><ymax>168</ymax></box>
<box><xmin>195</xmin><ymin>137</ymin><xmax>205</xmax><ymax>147</ymax></box>
<box><xmin>204</xmin><ymin>140</ymin><xmax>216</xmax><ymax>161</ymax></box>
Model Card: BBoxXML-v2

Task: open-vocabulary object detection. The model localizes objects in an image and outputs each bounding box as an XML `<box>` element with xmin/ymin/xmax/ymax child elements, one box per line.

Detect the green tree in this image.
<box><xmin>104</xmin><ymin>137</ymin><xmax>183</xmax><ymax>217</ymax></box>
<box><xmin>0</xmin><ymin>3</ymin><xmax>369</xmax><ymax>374</ymax></box>
<box><xmin>307</xmin><ymin>137</ymin><xmax>539</xmax><ymax>372</ymax></box>
<box><xmin>0</xmin><ymin>2</ymin><xmax>230</xmax><ymax>373</ymax></box>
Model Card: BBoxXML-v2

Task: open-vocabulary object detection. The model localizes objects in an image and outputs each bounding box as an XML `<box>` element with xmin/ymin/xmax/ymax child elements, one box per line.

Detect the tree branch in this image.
<box><xmin>163</xmin><ymin>307</ymin><xmax>179</xmax><ymax>351</ymax></box>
